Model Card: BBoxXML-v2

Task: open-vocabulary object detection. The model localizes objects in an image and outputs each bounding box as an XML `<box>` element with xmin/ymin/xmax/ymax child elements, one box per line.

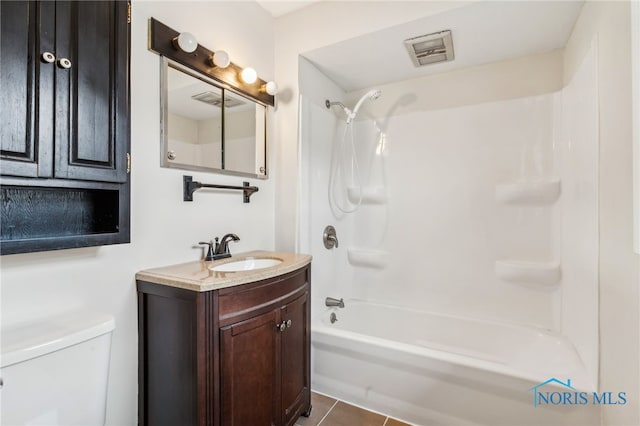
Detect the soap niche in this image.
<box><xmin>495</xmin><ymin>179</ymin><xmax>561</xmax><ymax>205</ymax></box>
<box><xmin>347</xmin><ymin>186</ymin><xmax>387</xmax><ymax>204</ymax></box>
<box><xmin>347</xmin><ymin>249</ymin><xmax>389</xmax><ymax>269</ymax></box>
<box><xmin>495</xmin><ymin>260</ymin><xmax>561</xmax><ymax>288</ymax></box>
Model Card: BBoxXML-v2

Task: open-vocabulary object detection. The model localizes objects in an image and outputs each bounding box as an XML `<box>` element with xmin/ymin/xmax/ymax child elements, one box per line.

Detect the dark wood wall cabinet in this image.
<box><xmin>137</xmin><ymin>265</ymin><xmax>312</xmax><ymax>426</ymax></box>
<box><xmin>0</xmin><ymin>0</ymin><xmax>131</xmax><ymax>254</ymax></box>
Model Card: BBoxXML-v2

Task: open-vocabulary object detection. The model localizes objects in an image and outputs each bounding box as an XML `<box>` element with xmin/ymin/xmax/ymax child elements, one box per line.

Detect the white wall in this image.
<box><xmin>563</xmin><ymin>2</ymin><xmax>640</xmax><ymax>424</ymax></box>
<box><xmin>0</xmin><ymin>2</ymin><xmax>275</xmax><ymax>424</ymax></box>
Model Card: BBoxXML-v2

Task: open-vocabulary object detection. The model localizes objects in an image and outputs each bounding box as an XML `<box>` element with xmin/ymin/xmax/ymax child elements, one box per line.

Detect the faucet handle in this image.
<box><xmin>323</xmin><ymin>226</ymin><xmax>339</xmax><ymax>249</ymax></box>
<box><xmin>198</xmin><ymin>241</ymin><xmax>215</xmax><ymax>261</ymax></box>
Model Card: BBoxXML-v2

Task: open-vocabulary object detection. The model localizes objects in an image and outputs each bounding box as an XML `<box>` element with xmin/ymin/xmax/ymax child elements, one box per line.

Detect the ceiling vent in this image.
<box><xmin>191</xmin><ymin>91</ymin><xmax>245</xmax><ymax>108</ymax></box>
<box><xmin>404</xmin><ymin>30</ymin><xmax>454</xmax><ymax>67</ymax></box>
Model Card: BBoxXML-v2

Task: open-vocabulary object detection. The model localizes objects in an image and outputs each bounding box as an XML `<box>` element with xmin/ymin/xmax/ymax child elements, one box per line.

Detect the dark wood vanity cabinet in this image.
<box><xmin>0</xmin><ymin>1</ymin><xmax>130</xmax><ymax>254</ymax></box>
<box><xmin>137</xmin><ymin>265</ymin><xmax>311</xmax><ymax>426</ymax></box>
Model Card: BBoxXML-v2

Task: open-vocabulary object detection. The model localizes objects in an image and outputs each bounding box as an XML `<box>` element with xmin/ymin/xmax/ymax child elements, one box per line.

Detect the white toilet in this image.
<box><xmin>1</xmin><ymin>310</ymin><xmax>115</xmax><ymax>425</ymax></box>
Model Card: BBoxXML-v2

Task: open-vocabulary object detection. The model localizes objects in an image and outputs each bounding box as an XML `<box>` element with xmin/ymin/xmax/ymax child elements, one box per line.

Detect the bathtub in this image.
<box><xmin>312</xmin><ymin>300</ymin><xmax>600</xmax><ymax>426</ymax></box>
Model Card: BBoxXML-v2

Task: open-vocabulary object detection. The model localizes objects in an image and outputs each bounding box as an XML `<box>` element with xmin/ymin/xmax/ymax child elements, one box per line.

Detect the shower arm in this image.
<box><xmin>325</xmin><ymin>100</ymin><xmax>352</xmax><ymax>116</ymax></box>
<box><xmin>326</xmin><ymin>89</ymin><xmax>381</xmax><ymax>123</ymax></box>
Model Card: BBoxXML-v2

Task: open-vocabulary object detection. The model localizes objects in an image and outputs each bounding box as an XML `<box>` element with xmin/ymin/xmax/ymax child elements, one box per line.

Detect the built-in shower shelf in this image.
<box><xmin>347</xmin><ymin>187</ymin><xmax>387</xmax><ymax>204</ymax></box>
<box><xmin>347</xmin><ymin>249</ymin><xmax>389</xmax><ymax>269</ymax></box>
<box><xmin>495</xmin><ymin>260</ymin><xmax>561</xmax><ymax>287</ymax></box>
<box><xmin>495</xmin><ymin>179</ymin><xmax>560</xmax><ymax>205</ymax></box>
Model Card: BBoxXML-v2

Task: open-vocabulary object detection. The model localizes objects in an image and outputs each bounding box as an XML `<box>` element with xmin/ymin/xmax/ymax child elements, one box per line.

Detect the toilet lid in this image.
<box><xmin>1</xmin><ymin>311</ymin><xmax>115</xmax><ymax>368</ymax></box>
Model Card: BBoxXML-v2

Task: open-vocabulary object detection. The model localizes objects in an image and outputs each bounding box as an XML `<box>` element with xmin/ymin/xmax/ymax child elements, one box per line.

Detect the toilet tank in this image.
<box><xmin>1</xmin><ymin>311</ymin><xmax>115</xmax><ymax>425</ymax></box>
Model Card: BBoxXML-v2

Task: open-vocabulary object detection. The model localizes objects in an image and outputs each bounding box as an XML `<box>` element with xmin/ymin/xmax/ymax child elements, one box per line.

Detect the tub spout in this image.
<box><xmin>325</xmin><ymin>297</ymin><xmax>344</xmax><ymax>308</ymax></box>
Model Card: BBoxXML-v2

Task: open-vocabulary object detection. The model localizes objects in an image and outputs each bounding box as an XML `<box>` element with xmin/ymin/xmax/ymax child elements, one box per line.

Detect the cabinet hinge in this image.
<box><xmin>127</xmin><ymin>2</ymin><xmax>131</xmax><ymax>24</ymax></box>
<box><xmin>126</xmin><ymin>153</ymin><xmax>131</xmax><ymax>174</ymax></box>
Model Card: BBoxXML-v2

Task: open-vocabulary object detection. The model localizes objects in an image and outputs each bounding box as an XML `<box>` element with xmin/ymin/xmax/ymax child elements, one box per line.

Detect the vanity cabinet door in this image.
<box><xmin>280</xmin><ymin>293</ymin><xmax>311</xmax><ymax>426</ymax></box>
<box><xmin>220</xmin><ymin>309</ymin><xmax>279</xmax><ymax>426</ymax></box>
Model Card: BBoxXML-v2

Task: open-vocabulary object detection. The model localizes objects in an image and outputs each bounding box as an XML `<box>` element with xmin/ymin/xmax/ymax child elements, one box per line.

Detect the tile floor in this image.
<box><xmin>296</xmin><ymin>392</ymin><xmax>412</xmax><ymax>426</ymax></box>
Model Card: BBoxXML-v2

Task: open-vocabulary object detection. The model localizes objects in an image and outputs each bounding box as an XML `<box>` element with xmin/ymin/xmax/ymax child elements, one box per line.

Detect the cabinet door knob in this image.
<box><xmin>286</xmin><ymin>319</ymin><xmax>292</xmax><ymax>328</ymax></box>
<box><xmin>41</xmin><ymin>52</ymin><xmax>56</xmax><ymax>63</ymax></box>
<box><xmin>277</xmin><ymin>322</ymin><xmax>286</xmax><ymax>332</ymax></box>
<box><xmin>57</xmin><ymin>58</ymin><xmax>72</xmax><ymax>69</ymax></box>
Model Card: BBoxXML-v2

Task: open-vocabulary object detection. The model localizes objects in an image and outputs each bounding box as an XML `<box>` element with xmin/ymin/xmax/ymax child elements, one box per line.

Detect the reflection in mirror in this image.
<box><xmin>224</xmin><ymin>91</ymin><xmax>266</xmax><ymax>175</ymax></box>
<box><xmin>161</xmin><ymin>59</ymin><xmax>268</xmax><ymax>178</ymax></box>
<box><xmin>166</xmin><ymin>65</ymin><xmax>223</xmax><ymax>169</ymax></box>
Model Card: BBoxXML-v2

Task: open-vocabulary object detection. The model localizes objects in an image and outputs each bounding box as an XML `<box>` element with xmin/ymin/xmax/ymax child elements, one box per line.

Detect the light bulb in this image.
<box><xmin>240</xmin><ymin>67</ymin><xmax>257</xmax><ymax>84</ymax></box>
<box><xmin>261</xmin><ymin>81</ymin><xmax>278</xmax><ymax>96</ymax></box>
<box><xmin>173</xmin><ymin>32</ymin><xmax>198</xmax><ymax>53</ymax></box>
<box><xmin>210</xmin><ymin>50</ymin><xmax>230</xmax><ymax>68</ymax></box>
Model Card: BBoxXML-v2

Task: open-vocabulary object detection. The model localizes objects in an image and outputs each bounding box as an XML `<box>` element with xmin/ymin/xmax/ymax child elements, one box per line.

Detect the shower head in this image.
<box><xmin>348</xmin><ymin>89</ymin><xmax>382</xmax><ymax>123</ymax></box>
<box><xmin>367</xmin><ymin>89</ymin><xmax>383</xmax><ymax>101</ymax></box>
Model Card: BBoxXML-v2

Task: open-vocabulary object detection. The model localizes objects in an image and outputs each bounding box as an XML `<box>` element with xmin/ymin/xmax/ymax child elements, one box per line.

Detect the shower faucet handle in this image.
<box><xmin>323</xmin><ymin>225</ymin><xmax>339</xmax><ymax>249</ymax></box>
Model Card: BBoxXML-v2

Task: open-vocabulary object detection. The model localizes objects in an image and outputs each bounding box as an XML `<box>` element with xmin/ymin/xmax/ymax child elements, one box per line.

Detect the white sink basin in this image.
<box><xmin>210</xmin><ymin>258</ymin><xmax>282</xmax><ymax>272</ymax></box>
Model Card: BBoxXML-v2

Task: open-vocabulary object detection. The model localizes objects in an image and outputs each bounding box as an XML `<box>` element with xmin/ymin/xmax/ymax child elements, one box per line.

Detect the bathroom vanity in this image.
<box><xmin>136</xmin><ymin>251</ymin><xmax>311</xmax><ymax>426</ymax></box>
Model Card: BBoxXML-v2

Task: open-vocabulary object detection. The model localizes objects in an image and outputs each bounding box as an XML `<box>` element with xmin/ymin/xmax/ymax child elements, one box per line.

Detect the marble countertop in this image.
<box><xmin>135</xmin><ymin>250</ymin><xmax>312</xmax><ymax>292</ymax></box>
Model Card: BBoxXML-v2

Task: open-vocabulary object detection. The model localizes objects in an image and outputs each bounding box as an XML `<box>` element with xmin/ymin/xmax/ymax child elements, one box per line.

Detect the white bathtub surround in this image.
<box><xmin>299</xmin><ymin>7</ymin><xmax>603</xmax><ymax>422</ymax></box>
<box><xmin>286</xmin><ymin>2</ymin><xmax>639</xmax><ymax>425</ymax></box>
<box><xmin>312</xmin><ymin>300</ymin><xmax>600</xmax><ymax>426</ymax></box>
<box><xmin>558</xmin><ymin>37</ymin><xmax>600</xmax><ymax>389</ymax></box>
<box><xmin>302</xmin><ymin>90</ymin><xmax>566</xmax><ymax>328</ymax></box>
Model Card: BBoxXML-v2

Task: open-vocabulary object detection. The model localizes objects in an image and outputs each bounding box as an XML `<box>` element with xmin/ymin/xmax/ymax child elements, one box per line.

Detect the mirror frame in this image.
<box><xmin>160</xmin><ymin>58</ymin><xmax>268</xmax><ymax>179</ymax></box>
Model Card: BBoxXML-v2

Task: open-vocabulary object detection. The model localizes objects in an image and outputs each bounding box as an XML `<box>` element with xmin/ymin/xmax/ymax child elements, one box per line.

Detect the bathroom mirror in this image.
<box><xmin>160</xmin><ymin>59</ymin><xmax>267</xmax><ymax>178</ymax></box>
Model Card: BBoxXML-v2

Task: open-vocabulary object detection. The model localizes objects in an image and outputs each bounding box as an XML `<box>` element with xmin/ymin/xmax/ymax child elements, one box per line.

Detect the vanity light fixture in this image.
<box><xmin>261</xmin><ymin>81</ymin><xmax>279</xmax><ymax>96</ymax></box>
<box><xmin>149</xmin><ymin>18</ymin><xmax>275</xmax><ymax>106</ymax></box>
<box><xmin>209</xmin><ymin>50</ymin><xmax>230</xmax><ymax>68</ymax></box>
<box><xmin>240</xmin><ymin>67</ymin><xmax>258</xmax><ymax>84</ymax></box>
<box><xmin>172</xmin><ymin>32</ymin><xmax>198</xmax><ymax>53</ymax></box>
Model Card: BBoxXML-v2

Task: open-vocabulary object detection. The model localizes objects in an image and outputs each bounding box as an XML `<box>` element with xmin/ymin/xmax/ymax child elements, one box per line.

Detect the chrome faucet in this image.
<box><xmin>325</xmin><ymin>297</ymin><xmax>344</xmax><ymax>308</ymax></box>
<box><xmin>213</xmin><ymin>233</ymin><xmax>240</xmax><ymax>260</ymax></box>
